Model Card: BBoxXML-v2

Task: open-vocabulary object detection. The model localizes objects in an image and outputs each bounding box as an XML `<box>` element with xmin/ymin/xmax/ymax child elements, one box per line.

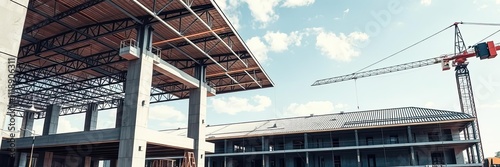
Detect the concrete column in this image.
<box><xmin>262</xmin><ymin>155</ymin><xmax>269</xmax><ymax>167</ymax></box>
<box><xmin>84</xmin><ymin>103</ymin><xmax>98</xmax><ymax>131</ymax></box>
<box><xmin>115</xmin><ymin>99</ymin><xmax>124</xmax><ymax>128</ymax></box>
<box><xmin>187</xmin><ymin>64</ymin><xmax>207</xmax><ymax>167</ymax></box>
<box><xmin>410</xmin><ymin>146</ymin><xmax>416</xmax><ymax>165</ymax></box>
<box><xmin>306</xmin><ymin>152</ymin><xmax>310</xmax><ymax>167</ymax></box>
<box><xmin>0</xmin><ymin>0</ymin><xmax>30</xmax><ymax>150</ymax></box>
<box><xmin>304</xmin><ymin>133</ymin><xmax>308</xmax><ymax>149</ymax></box>
<box><xmin>83</xmin><ymin>156</ymin><xmax>92</xmax><ymax>167</ymax></box>
<box><xmin>35</xmin><ymin>152</ymin><xmax>53</xmax><ymax>167</ymax></box>
<box><xmin>21</xmin><ymin>112</ymin><xmax>35</xmax><ymax>137</ymax></box>
<box><xmin>109</xmin><ymin>159</ymin><xmax>117</xmax><ymax>167</ymax></box>
<box><xmin>18</xmin><ymin>153</ymin><xmax>27</xmax><ymax>167</ymax></box>
<box><xmin>43</xmin><ymin>104</ymin><xmax>60</xmax><ymax>135</ymax></box>
<box><xmin>355</xmin><ymin>130</ymin><xmax>360</xmax><ymax>167</ymax></box>
<box><xmin>117</xmin><ymin>24</ymin><xmax>154</xmax><ymax>167</ymax></box>
<box><xmin>407</xmin><ymin>126</ymin><xmax>413</xmax><ymax>143</ymax></box>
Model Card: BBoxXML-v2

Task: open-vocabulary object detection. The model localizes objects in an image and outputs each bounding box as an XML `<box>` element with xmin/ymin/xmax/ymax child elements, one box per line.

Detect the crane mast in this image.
<box><xmin>312</xmin><ymin>23</ymin><xmax>500</xmax><ymax>164</ymax></box>
<box><xmin>453</xmin><ymin>24</ymin><xmax>483</xmax><ymax>164</ymax></box>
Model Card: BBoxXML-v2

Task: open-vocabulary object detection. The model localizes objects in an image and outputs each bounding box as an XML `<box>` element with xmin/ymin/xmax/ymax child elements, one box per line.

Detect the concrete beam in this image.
<box><xmin>0</xmin><ymin>0</ymin><xmax>30</xmax><ymax>150</ymax></box>
<box><xmin>84</xmin><ymin>103</ymin><xmax>98</xmax><ymax>131</ymax></box>
<box><xmin>43</xmin><ymin>104</ymin><xmax>61</xmax><ymax>135</ymax></box>
<box><xmin>153</xmin><ymin>58</ymin><xmax>199</xmax><ymax>88</ymax></box>
<box><xmin>2</xmin><ymin>129</ymin><xmax>120</xmax><ymax>149</ymax></box>
<box><xmin>142</xmin><ymin>128</ymin><xmax>215</xmax><ymax>152</ymax></box>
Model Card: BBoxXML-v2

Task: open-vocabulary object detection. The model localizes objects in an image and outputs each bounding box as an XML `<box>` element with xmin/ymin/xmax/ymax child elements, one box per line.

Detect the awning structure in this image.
<box><xmin>11</xmin><ymin>0</ymin><xmax>274</xmax><ymax>118</ymax></box>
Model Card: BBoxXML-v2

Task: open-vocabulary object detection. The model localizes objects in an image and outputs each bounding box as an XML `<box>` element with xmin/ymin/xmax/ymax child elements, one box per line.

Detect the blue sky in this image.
<box><xmin>3</xmin><ymin>0</ymin><xmax>500</xmax><ymax>158</ymax></box>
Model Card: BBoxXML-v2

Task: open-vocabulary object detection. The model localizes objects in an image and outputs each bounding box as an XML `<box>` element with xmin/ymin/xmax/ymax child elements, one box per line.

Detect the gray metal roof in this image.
<box><xmin>161</xmin><ymin>107</ymin><xmax>473</xmax><ymax>139</ymax></box>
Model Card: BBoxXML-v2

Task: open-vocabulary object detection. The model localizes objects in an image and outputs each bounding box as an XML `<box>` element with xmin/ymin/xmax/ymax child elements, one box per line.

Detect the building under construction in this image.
<box><xmin>160</xmin><ymin>107</ymin><xmax>483</xmax><ymax>167</ymax></box>
<box><xmin>0</xmin><ymin>0</ymin><xmax>273</xmax><ymax>166</ymax></box>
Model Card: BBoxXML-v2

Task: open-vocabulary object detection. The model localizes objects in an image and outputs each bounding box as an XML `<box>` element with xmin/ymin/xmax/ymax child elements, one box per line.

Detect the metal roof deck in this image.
<box><xmin>161</xmin><ymin>107</ymin><xmax>474</xmax><ymax>139</ymax></box>
<box><xmin>11</xmin><ymin>0</ymin><xmax>273</xmax><ymax>118</ymax></box>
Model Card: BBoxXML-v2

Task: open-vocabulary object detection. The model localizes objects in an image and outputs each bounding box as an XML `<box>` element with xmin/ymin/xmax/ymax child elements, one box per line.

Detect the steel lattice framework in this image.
<box><xmin>10</xmin><ymin>0</ymin><xmax>274</xmax><ymax>118</ymax></box>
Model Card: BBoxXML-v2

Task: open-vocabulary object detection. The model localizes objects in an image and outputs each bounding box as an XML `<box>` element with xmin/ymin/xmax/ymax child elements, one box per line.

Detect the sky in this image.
<box><xmin>3</xmin><ymin>0</ymin><xmax>500</xmax><ymax>158</ymax></box>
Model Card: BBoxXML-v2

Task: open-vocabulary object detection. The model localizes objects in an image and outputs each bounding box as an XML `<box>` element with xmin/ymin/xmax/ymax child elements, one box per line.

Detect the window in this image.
<box><xmin>431</xmin><ymin>152</ymin><xmax>445</xmax><ymax>165</ymax></box>
<box><xmin>366</xmin><ymin>137</ymin><xmax>374</xmax><ymax>145</ymax></box>
<box><xmin>428</xmin><ymin>132</ymin><xmax>440</xmax><ymax>142</ymax></box>
<box><xmin>442</xmin><ymin>129</ymin><xmax>452</xmax><ymax>141</ymax></box>
<box><xmin>318</xmin><ymin>156</ymin><xmax>325</xmax><ymax>167</ymax></box>
<box><xmin>389</xmin><ymin>135</ymin><xmax>399</xmax><ymax>144</ymax></box>
<box><xmin>293</xmin><ymin>140</ymin><xmax>304</xmax><ymax>149</ymax></box>
<box><xmin>332</xmin><ymin>138</ymin><xmax>340</xmax><ymax>147</ymax></box>
<box><xmin>367</xmin><ymin>154</ymin><xmax>376</xmax><ymax>167</ymax></box>
<box><xmin>334</xmin><ymin>155</ymin><xmax>341</xmax><ymax>167</ymax></box>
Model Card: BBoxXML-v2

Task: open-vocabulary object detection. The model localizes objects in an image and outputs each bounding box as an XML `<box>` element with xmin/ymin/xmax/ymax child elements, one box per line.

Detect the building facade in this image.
<box><xmin>161</xmin><ymin>107</ymin><xmax>483</xmax><ymax>167</ymax></box>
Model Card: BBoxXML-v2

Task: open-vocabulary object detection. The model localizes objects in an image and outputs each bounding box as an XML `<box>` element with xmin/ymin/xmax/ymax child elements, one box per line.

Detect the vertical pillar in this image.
<box><xmin>109</xmin><ymin>159</ymin><xmax>117</xmax><ymax>167</ymax></box>
<box><xmin>115</xmin><ymin>99</ymin><xmax>124</xmax><ymax>128</ymax></box>
<box><xmin>83</xmin><ymin>156</ymin><xmax>91</xmax><ymax>167</ymax></box>
<box><xmin>304</xmin><ymin>133</ymin><xmax>309</xmax><ymax>167</ymax></box>
<box><xmin>35</xmin><ymin>152</ymin><xmax>53</xmax><ymax>167</ymax></box>
<box><xmin>117</xmin><ymin>24</ymin><xmax>154</xmax><ymax>167</ymax></box>
<box><xmin>355</xmin><ymin>130</ymin><xmax>360</xmax><ymax>167</ymax></box>
<box><xmin>84</xmin><ymin>103</ymin><xmax>98</xmax><ymax>131</ymax></box>
<box><xmin>21</xmin><ymin>112</ymin><xmax>35</xmax><ymax>137</ymax></box>
<box><xmin>43</xmin><ymin>104</ymin><xmax>60</xmax><ymax>135</ymax></box>
<box><xmin>262</xmin><ymin>136</ymin><xmax>270</xmax><ymax>167</ymax></box>
<box><xmin>18</xmin><ymin>153</ymin><xmax>27</xmax><ymax>167</ymax></box>
<box><xmin>0</xmin><ymin>0</ymin><xmax>30</xmax><ymax>150</ymax></box>
<box><xmin>407</xmin><ymin>126</ymin><xmax>416</xmax><ymax>165</ymax></box>
<box><xmin>187</xmin><ymin>64</ymin><xmax>207</xmax><ymax>167</ymax></box>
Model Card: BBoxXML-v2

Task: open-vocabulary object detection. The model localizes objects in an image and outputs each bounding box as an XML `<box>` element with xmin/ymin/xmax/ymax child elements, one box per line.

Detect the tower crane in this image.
<box><xmin>311</xmin><ymin>23</ymin><xmax>500</xmax><ymax>164</ymax></box>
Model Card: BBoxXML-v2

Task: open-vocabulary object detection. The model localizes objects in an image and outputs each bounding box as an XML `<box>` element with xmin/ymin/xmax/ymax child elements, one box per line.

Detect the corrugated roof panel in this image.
<box><xmin>161</xmin><ymin>107</ymin><xmax>473</xmax><ymax>139</ymax></box>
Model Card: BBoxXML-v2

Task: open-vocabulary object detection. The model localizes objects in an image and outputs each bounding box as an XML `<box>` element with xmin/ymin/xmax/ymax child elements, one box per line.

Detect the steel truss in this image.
<box><xmin>11</xmin><ymin>2</ymin><xmax>265</xmax><ymax>118</ymax></box>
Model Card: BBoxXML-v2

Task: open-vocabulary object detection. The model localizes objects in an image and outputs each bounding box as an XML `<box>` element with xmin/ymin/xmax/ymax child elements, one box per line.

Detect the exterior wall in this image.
<box><xmin>206</xmin><ymin>122</ymin><xmax>479</xmax><ymax>167</ymax></box>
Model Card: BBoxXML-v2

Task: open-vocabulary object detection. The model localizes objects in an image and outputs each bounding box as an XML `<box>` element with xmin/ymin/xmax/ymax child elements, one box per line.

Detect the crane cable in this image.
<box><xmin>350</xmin><ymin>22</ymin><xmax>500</xmax><ymax>110</ymax></box>
<box><xmin>355</xmin><ymin>24</ymin><xmax>454</xmax><ymax>73</ymax></box>
<box><xmin>355</xmin><ymin>22</ymin><xmax>500</xmax><ymax>73</ymax></box>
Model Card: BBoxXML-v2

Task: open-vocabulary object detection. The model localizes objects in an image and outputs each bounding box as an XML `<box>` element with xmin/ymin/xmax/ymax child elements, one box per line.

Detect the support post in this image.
<box><xmin>115</xmin><ymin>99</ymin><xmax>124</xmax><ymax>128</ymax></box>
<box><xmin>43</xmin><ymin>104</ymin><xmax>61</xmax><ymax>135</ymax></box>
<box><xmin>187</xmin><ymin>64</ymin><xmax>207</xmax><ymax>167</ymax></box>
<box><xmin>117</xmin><ymin>24</ymin><xmax>154</xmax><ymax>167</ymax></box>
<box><xmin>84</xmin><ymin>103</ymin><xmax>98</xmax><ymax>131</ymax></box>
<box><xmin>18</xmin><ymin>153</ymin><xmax>27</xmax><ymax>167</ymax></box>
<box><xmin>35</xmin><ymin>152</ymin><xmax>53</xmax><ymax>167</ymax></box>
<box><xmin>355</xmin><ymin>130</ymin><xmax>360</xmax><ymax>167</ymax></box>
<box><xmin>21</xmin><ymin>112</ymin><xmax>35</xmax><ymax>137</ymax></box>
<box><xmin>407</xmin><ymin>126</ymin><xmax>416</xmax><ymax>165</ymax></box>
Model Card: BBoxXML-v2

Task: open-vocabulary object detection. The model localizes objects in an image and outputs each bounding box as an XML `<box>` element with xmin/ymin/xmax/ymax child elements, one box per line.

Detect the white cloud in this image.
<box><xmin>497</xmin><ymin>0</ymin><xmax>500</xmax><ymax>4</ymax></box>
<box><xmin>420</xmin><ymin>0</ymin><xmax>432</xmax><ymax>6</ymax></box>
<box><xmin>282</xmin><ymin>0</ymin><xmax>315</xmax><ymax>8</ymax></box>
<box><xmin>247</xmin><ymin>37</ymin><xmax>269</xmax><ymax>62</ymax></box>
<box><xmin>312</xmin><ymin>28</ymin><xmax>369</xmax><ymax>62</ymax></box>
<box><xmin>149</xmin><ymin>104</ymin><xmax>186</xmax><ymax>121</ymax></box>
<box><xmin>211</xmin><ymin>95</ymin><xmax>272</xmax><ymax>115</ymax></box>
<box><xmin>263</xmin><ymin>31</ymin><xmax>303</xmax><ymax>52</ymax></box>
<box><xmin>243</xmin><ymin>0</ymin><xmax>281</xmax><ymax>28</ymax></box>
<box><xmin>283</xmin><ymin>101</ymin><xmax>347</xmax><ymax>117</ymax></box>
<box><xmin>247</xmin><ymin>31</ymin><xmax>305</xmax><ymax>63</ymax></box>
<box><xmin>215</xmin><ymin>0</ymin><xmax>242</xmax><ymax>30</ymax></box>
